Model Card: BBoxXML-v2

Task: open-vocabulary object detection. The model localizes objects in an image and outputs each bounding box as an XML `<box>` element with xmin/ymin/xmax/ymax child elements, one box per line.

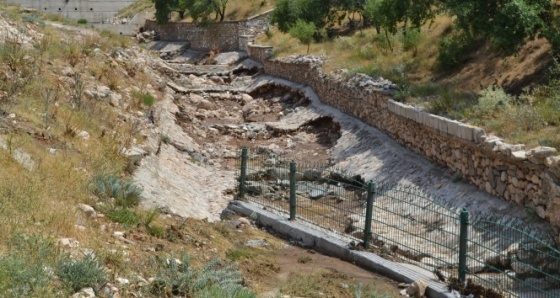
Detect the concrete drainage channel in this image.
<box><xmin>226</xmin><ymin>200</ymin><xmax>453</xmax><ymax>298</ymax></box>
<box><xmin>145</xmin><ymin>43</ymin><xmax>555</xmax><ymax>296</ymax></box>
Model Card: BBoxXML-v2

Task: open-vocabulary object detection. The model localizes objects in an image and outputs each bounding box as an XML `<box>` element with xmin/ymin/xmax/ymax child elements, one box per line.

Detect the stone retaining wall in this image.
<box><xmin>144</xmin><ymin>10</ymin><xmax>271</xmax><ymax>51</ymax></box>
<box><xmin>247</xmin><ymin>44</ymin><xmax>560</xmax><ymax>234</ymax></box>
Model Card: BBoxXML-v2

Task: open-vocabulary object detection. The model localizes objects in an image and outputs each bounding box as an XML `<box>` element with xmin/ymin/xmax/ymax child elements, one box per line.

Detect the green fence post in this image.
<box><xmin>239</xmin><ymin>147</ymin><xmax>248</xmax><ymax>200</ymax></box>
<box><xmin>458</xmin><ymin>208</ymin><xmax>469</xmax><ymax>283</ymax></box>
<box><xmin>363</xmin><ymin>181</ymin><xmax>375</xmax><ymax>248</ymax></box>
<box><xmin>289</xmin><ymin>160</ymin><xmax>296</xmax><ymax>220</ymax></box>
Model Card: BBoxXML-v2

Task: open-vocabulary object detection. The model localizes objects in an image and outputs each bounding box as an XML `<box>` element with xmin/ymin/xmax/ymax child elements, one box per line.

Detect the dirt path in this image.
<box><xmin>259</xmin><ymin>245</ymin><xmax>399</xmax><ymax>298</ymax></box>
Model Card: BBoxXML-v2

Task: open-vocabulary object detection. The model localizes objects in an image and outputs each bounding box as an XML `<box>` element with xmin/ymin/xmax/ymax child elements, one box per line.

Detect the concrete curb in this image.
<box><xmin>227</xmin><ymin>200</ymin><xmax>454</xmax><ymax>298</ymax></box>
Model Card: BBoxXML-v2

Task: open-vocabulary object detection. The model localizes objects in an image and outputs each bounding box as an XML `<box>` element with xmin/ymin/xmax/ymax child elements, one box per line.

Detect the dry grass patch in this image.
<box><xmin>225</xmin><ymin>0</ymin><xmax>276</xmax><ymax>20</ymax></box>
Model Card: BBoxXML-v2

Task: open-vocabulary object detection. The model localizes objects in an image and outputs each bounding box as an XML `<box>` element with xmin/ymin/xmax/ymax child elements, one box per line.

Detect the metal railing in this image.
<box><xmin>236</xmin><ymin>147</ymin><xmax>560</xmax><ymax>297</ymax></box>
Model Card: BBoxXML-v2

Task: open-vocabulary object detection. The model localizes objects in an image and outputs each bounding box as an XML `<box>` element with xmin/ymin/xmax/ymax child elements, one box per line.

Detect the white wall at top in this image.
<box><xmin>3</xmin><ymin>0</ymin><xmax>137</xmax><ymax>23</ymax></box>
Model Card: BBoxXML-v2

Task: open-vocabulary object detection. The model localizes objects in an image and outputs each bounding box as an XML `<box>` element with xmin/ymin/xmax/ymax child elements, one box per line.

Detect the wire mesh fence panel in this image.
<box><xmin>292</xmin><ymin>161</ymin><xmax>369</xmax><ymax>242</ymax></box>
<box><xmin>236</xmin><ymin>147</ymin><xmax>560</xmax><ymax>296</ymax></box>
<box><xmin>238</xmin><ymin>147</ymin><xmax>291</xmax><ymax>214</ymax></box>
<box><xmin>366</xmin><ymin>183</ymin><xmax>461</xmax><ymax>279</ymax></box>
<box><xmin>466</xmin><ymin>219</ymin><xmax>560</xmax><ymax>297</ymax></box>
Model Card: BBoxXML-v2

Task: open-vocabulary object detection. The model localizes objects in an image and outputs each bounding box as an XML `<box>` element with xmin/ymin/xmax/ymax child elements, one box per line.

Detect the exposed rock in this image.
<box><xmin>309</xmin><ymin>189</ymin><xmax>334</xmax><ymax>200</ymax></box>
<box><xmin>527</xmin><ymin>146</ymin><xmax>557</xmax><ymax>159</ymax></box>
<box><xmin>116</xmin><ymin>277</ymin><xmax>130</xmax><ymax>285</ymax></box>
<box><xmin>109</xmin><ymin>92</ymin><xmax>122</xmax><ymax>107</ymax></box>
<box><xmin>78</xmin><ymin>130</ymin><xmax>90</xmax><ymax>140</ymax></box>
<box><xmin>245</xmin><ymin>239</ymin><xmax>268</xmax><ymax>247</ymax></box>
<box><xmin>72</xmin><ymin>287</ymin><xmax>95</xmax><ymax>298</ymax></box>
<box><xmin>399</xmin><ymin>280</ymin><xmax>426</xmax><ymax>298</ymax></box>
<box><xmin>536</xmin><ymin>205</ymin><xmax>546</xmax><ymax>219</ymax></box>
<box><xmin>77</xmin><ymin>203</ymin><xmax>97</xmax><ymax>218</ymax></box>
<box><xmin>58</xmin><ymin>238</ymin><xmax>77</xmax><ymax>249</ymax></box>
<box><xmin>238</xmin><ymin>217</ymin><xmax>251</xmax><ymax>226</ymax></box>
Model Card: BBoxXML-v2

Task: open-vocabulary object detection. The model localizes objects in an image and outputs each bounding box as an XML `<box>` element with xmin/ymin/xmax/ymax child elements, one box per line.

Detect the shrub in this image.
<box><xmin>289</xmin><ymin>20</ymin><xmax>316</xmax><ymax>53</ymax></box>
<box><xmin>107</xmin><ymin>208</ymin><xmax>140</xmax><ymax>226</ymax></box>
<box><xmin>357</xmin><ymin>43</ymin><xmax>374</xmax><ymax>60</ymax></box>
<box><xmin>91</xmin><ymin>175</ymin><xmax>143</xmax><ymax>208</ymax></box>
<box><xmin>0</xmin><ymin>235</ymin><xmax>60</xmax><ymax>297</ymax></box>
<box><xmin>132</xmin><ymin>90</ymin><xmax>155</xmax><ymax>107</ymax></box>
<box><xmin>430</xmin><ymin>91</ymin><xmax>456</xmax><ymax>115</ymax></box>
<box><xmin>472</xmin><ymin>87</ymin><xmax>513</xmax><ymax>119</ymax></box>
<box><xmin>143</xmin><ymin>92</ymin><xmax>155</xmax><ymax>106</ymax></box>
<box><xmin>401</xmin><ymin>28</ymin><xmax>422</xmax><ymax>52</ymax></box>
<box><xmin>506</xmin><ymin>105</ymin><xmax>544</xmax><ymax>132</ymax></box>
<box><xmin>56</xmin><ymin>253</ymin><xmax>107</xmax><ymax>292</ymax></box>
<box><xmin>437</xmin><ymin>35</ymin><xmax>476</xmax><ymax>72</ymax></box>
<box><xmin>151</xmin><ymin>252</ymin><xmax>255</xmax><ymax>297</ymax></box>
<box><xmin>77</xmin><ymin>18</ymin><xmax>88</xmax><ymax>25</ymax></box>
<box><xmin>225</xmin><ymin>249</ymin><xmax>255</xmax><ymax>261</ymax></box>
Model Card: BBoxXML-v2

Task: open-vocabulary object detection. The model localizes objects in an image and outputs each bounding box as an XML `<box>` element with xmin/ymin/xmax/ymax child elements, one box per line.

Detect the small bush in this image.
<box><xmin>161</xmin><ymin>134</ymin><xmax>171</xmax><ymax>144</ymax></box>
<box><xmin>353</xmin><ymin>283</ymin><xmax>393</xmax><ymax>298</ymax></box>
<box><xmin>357</xmin><ymin>43</ymin><xmax>374</xmax><ymax>60</ymax></box>
<box><xmin>472</xmin><ymin>87</ymin><xmax>512</xmax><ymax>118</ymax></box>
<box><xmin>91</xmin><ymin>175</ymin><xmax>143</xmax><ymax>208</ymax></box>
<box><xmin>22</xmin><ymin>14</ymin><xmax>39</xmax><ymax>24</ymax></box>
<box><xmin>57</xmin><ymin>253</ymin><xmax>107</xmax><ymax>292</ymax></box>
<box><xmin>132</xmin><ymin>90</ymin><xmax>155</xmax><ymax>107</ymax></box>
<box><xmin>506</xmin><ymin>105</ymin><xmax>544</xmax><ymax>132</ymax></box>
<box><xmin>151</xmin><ymin>252</ymin><xmax>255</xmax><ymax>297</ymax></box>
<box><xmin>0</xmin><ymin>235</ymin><xmax>61</xmax><ymax>297</ymax></box>
<box><xmin>143</xmin><ymin>92</ymin><xmax>155</xmax><ymax>106</ymax></box>
<box><xmin>264</xmin><ymin>28</ymin><xmax>273</xmax><ymax>39</ymax></box>
<box><xmin>107</xmin><ymin>208</ymin><xmax>140</xmax><ymax>226</ymax></box>
<box><xmin>143</xmin><ymin>208</ymin><xmax>165</xmax><ymax>237</ymax></box>
<box><xmin>147</xmin><ymin>225</ymin><xmax>166</xmax><ymax>238</ymax></box>
<box><xmin>401</xmin><ymin>28</ymin><xmax>422</xmax><ymax>52</ymax></box>
<box><xmin>225</xmin><ymin>249</ymin><xmax>255</xmax><ymax>261</ymax></box>
<box><xmin>289</xmin><ymin>20</ymin><xmax>316</xmax><ymax>53</ymax></box>
<box><xmin>430</xmin><ymin>91</ymin><xmax>456</xmax><ymax>115</ymax></box>
<box><xmin>372</xmin><ymin>33</ymin><xmax>396</xmax><ymax>53</ymax></box>
<box><xmin>77</xmin><ymin>18</ymin><xmax>88</xmax><ymax>25</ymax></box>
<box><xmin>437</xmin><ymin>34</ymin><xmax>476</xmax><ymax>71</ymax></box>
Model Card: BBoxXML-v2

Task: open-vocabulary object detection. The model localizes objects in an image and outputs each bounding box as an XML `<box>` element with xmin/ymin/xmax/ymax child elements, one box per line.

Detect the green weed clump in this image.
<box><xmin>91</xmin><ymin>175</ymin><xmax>143</xmax><ymax>208</ymax></box>
<box><xmin>472</xmin><ymin>87</ymin><xmax>512</xmax><ymax>118</ymax></box>
<box><xmin>107</xmin><ymin>208</ymin><xmax>141</xmax><ymax>226</ymax></box>
<box><xmin>225</xmin><ymin>248</ymin><xmax>255</xmax><ymax>261</ymax></box>
<box><xmin>150</xmin><ymin>252</ymin><xmax>256</xmax><ymax>297</ymax></box>
<box><xmin>0</xmin><ymin>235</ymin><xmax>61</xmax><ymax>297</ymax></box>
<box><xmin>133</xmin><ymin>90</ymin><xmax>155</xmax><ymax>107</ymax></box>
<box><xmin>56</xmin><ymin>253</ymin><xmax>107</xmax><ymax>292</ymax></box>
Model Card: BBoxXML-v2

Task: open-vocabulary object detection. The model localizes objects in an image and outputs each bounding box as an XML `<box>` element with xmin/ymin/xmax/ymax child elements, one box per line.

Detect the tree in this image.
<box><xmin>152</xmin><ymin>0</ymin><xmax>174</xmax><ymax>24</ymax></box>
<box><xmin>362</xmin><ymin>0</ymin><xmax>437</xmax><ymax>34</ymax></box>
<box><xmin>444</xmin><ymin>0</ymin><xmax>551</xmax><ymax>53</ymax></box>
<box><xmin>272</xmin><ymin>0</ymin><xmax>333</xmax><ymax>33</ymax></box>
<box><xmin>289</xmin><ymin>20</ymin><xmax>317</xmax><ymax>53</ymax></box>
<box><xmin>152</xmin><ymin>0</ymin><xmax>229</xmax><ymax>24</ymax></box>
<box><xmin>181</xmin><ymin>0</ymin><xmax>230</xmax><ymax>23</ymax></box>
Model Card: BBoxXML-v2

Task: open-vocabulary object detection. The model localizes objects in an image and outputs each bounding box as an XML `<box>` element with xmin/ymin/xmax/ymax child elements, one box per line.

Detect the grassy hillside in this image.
<box><xmin>256</xmin><ymin>14</ymin><xmax>559</xmax><ymax>149</ymax></box>
<box><xmin>0</xmin><ymin>3</ymin><xmax>398</xmax><ymax>297</ymax></box>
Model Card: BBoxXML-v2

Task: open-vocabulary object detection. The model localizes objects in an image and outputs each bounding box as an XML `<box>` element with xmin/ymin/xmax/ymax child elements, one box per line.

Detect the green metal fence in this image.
<box><xmin>236</xmin><ymin>147</ymin><xmax>560</xmax><ymax>297</ymax></box>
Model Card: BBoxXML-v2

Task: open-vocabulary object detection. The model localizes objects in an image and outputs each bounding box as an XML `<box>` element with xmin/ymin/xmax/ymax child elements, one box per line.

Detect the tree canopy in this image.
<box><xmin>270</xmin><ymin>0</ymin><xmax>560</xmax><ymax>55</ymax></box>
<box><xmin>152</xmin><ymin>0</ymin><xmax>229</xmax><ymax>24</ymax></box>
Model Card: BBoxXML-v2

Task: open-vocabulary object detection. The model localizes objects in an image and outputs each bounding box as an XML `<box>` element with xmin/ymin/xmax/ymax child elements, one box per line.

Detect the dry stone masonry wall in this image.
<box><xmin>143</xmin><ymin>10</ymin><xmax>271</xmax><ymax>51</ymax></box>
<box><xmin>247</xmin><ymin>44</ymin><xmax>560</xmax><ymax>234</ymax></box>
